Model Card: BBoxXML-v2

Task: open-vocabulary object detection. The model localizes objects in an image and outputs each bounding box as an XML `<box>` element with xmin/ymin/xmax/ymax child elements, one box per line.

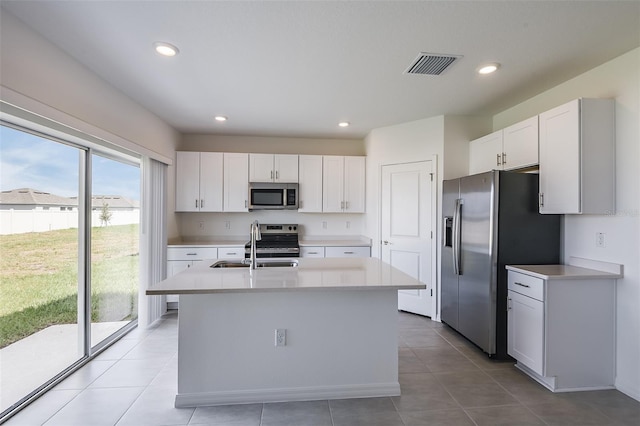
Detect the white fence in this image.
<box><xmin>0</xmin><ymin>209</ymin><xmax>139</xmax><ymax>235</ymax></box>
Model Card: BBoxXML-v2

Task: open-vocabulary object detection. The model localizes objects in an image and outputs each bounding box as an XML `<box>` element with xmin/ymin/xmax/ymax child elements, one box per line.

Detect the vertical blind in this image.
<box><xmin>139</xmin><ymin>157</ymin><xmax>168</xmax><ymax>327</ymax></box>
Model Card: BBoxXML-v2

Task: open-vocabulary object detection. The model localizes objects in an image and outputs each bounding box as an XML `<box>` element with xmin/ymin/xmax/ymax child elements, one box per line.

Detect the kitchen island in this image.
<box><xmin>146</xmin><ymin>257</ymin><xmax>424</xmax><ymax>407</ymax></box>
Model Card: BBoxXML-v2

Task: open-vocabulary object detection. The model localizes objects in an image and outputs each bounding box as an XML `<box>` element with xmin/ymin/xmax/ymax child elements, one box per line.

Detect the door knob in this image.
<box><xmin>383</xmin><ymin>240</ymin><xmax>390</xmax><ymax>245</ymax></box>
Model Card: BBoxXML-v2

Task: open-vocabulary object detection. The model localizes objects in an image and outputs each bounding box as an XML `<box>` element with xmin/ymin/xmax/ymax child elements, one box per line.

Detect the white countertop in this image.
<box><xmin>506</xmin><ymin>264</ymin><xmax>623</xmax><ymax>280</ymax></box>
<box><xmin>147</xmin><ymin>257</ymin><xmax>423</xmax><ymax>294</ymax></box>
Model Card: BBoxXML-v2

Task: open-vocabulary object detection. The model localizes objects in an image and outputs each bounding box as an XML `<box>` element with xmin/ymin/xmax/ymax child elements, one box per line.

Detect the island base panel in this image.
<box><xmin>175</xmin><ymin>290</ymin><xmax>400</xmax><ymax>407</ymax></box>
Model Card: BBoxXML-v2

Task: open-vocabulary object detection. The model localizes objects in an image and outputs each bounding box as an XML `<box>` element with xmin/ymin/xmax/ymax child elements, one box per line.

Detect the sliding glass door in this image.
<box><xmin>0</xmin><ymin>125</ymin><xmax>84</xmax><ymax>413</ymax></box>
<box><xmin>90</xmin><ymin>153</ymin><xmax>140</xmax><ymax>349</ymax></box>
<box><xmin>0</xmin><ymin>124</ymin><xmax>140</xmax><ymax>415</ymax></box>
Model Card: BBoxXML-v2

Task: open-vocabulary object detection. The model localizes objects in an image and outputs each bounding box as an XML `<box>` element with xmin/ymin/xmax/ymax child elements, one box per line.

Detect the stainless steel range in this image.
<box><xmin>244</xmin><ymin>223</ymin><xmax>300</xmax><ymax>258</ymax></box>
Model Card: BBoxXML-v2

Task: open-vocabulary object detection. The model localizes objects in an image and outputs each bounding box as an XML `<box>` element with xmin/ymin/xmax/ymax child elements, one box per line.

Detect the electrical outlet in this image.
<box><xmin>225</xmin><ymin>221</ymin><xmax>231</xmax><ymax>229</ymax></box>
<box><xmin>596</xmin><ymin>232</ymin><xmax>606</xmax><ymax>248</ymax></box>
<box><xmin>322</xmin><ymin>221</ymin><xmax>327</xmax><ymax>230</ymax></box>
<box><xmin>346</xmin><ymin>221</ymin><xmax>351</xmax><ymax>229</ymax></box>
<box><xmin>275</xmin><ymin>329</ymin><xmax>286</xmax><ymax>347</ymax></box>
<box><xmin>198</xmin><ymin>221</ymin><xmax>205</xmax><ymax>231</ymax></box>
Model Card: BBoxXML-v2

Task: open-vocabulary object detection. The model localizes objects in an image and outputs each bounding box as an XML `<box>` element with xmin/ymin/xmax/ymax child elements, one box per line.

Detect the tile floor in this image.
<box><xmin>5</xmin><ymin>311</ymin><xmax>640</xmax><ymax>426</ymax></box>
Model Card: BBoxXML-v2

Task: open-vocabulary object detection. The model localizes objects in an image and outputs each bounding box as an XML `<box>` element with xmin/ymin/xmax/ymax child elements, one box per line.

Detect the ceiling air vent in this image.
<box><xmin>404</xmin><ymin>53</ymin><xmax>461</xmax><ymax>76</ymax></box>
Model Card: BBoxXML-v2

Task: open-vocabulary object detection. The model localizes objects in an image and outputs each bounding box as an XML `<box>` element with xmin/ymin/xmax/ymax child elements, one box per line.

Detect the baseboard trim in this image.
<box><xmin>174</xmin><ymin>382</ymin><xmax>401</xmax><ymax>407</ymax></box>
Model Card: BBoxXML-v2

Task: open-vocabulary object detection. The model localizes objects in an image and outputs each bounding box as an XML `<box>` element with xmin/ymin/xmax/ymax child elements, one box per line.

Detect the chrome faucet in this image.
<box><xmin>249</xmin><ymin>220</ymin><xmax>262</xmax><ymax>269</ymax></box>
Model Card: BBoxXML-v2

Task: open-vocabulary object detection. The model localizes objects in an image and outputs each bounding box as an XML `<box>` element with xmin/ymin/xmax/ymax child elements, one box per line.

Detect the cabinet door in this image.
<box><xmin>322</xmin><ymin>156</ymin><xmax>345</xmax><ymax>212</ymax></box>
<box><xmin>503</xmin><ymin>116</ymin><xmax>538</xmax><ymax>170</ymax></box>
<box><xmin>249</xmin><ymin>154</ymin><xmax>274</xmax><ymax>182</ymax></box>
<box><xmin>199</xmin><ymin>152</ymin><xmax>224</xmax><ymax>212</ymax></box>
<box><xmin>468</xmin><ymin>131</ymin><xmax>503</xmax><ymax>175</ymax></box>
<box><xmin>343</xmin><ymin>156</ymin><xmax>365</xmax><ymax>213</ymax></box>
<box><xmin>175</xmin><ymin>152</ymin><xmax>201</xmax><ymax>212</ymax></box>
<box><xmin>298</xmin><ymin>155</ymin><xmax>323</xmax><ymax>212</ymax></box>
<box><xmin>167</xmin><ymin>260</ymin><xmax>192</xmax><ymax>277</ymax></box>
<box><xmin>274</xmin><ymin>154</ymin><xmax>299</xmax><ymax>182</ymax></box>
<box><xmin>508</xmin><ymin>290</ymin><xmax>544</xmax><ymax>375</ymax></box>
<box><xmin>539</xmin><ymin>99</ymin><xmax>581</xmax><ymax>214</ymax></box>
<box><xmin>224</xmin><ymin>153</ymin><xmax>249</xmax><ymax>212</ymax></box>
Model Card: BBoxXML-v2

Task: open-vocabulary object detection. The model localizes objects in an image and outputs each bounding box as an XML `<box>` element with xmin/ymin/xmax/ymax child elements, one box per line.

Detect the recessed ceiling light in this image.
<box><xmin>214</xmin><ymin>116</ymin><xmax>228</xmax><ymax>122</ymax></box>
<box><xmin>477</xmin><ymin>63</ymin><xmax>500</xmax><ymax>75</ymax></box>
<box><xmin>154</xmin><ymin>42</ymin><xmax>179</xmax><ymax>57</ymax></box>
<box><xmin>338</xmin><ymin>121</ymin><xmax>350</xmax><ymax>128</ymax></box>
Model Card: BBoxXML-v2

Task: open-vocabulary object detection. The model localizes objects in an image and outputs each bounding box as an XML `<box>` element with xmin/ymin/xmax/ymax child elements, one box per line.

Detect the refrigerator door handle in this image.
<box><xmin>453</xmin><ymin>198</ymin><xmax>463</xmax><ymax>275</ymax></box>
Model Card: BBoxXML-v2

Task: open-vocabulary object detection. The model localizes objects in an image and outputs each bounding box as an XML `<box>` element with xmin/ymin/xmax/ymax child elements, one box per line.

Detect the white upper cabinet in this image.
<box><xmin>322</xmin><ymin>156</ymin><xmax>365</xmax><ymax>213</ymax></box>
<box><xmin>175</xmin><ymin>152</ymin><xmax>223</xmax><ymax>212</ymax></box>
<box><xmin>298</xmin><ymin>155</ymin><xmax>323</xmax><ymax>213</ymax></box>
<box><xmin>249</xmin><ymin>154</ymin><xmax>298</xmax><ymax>183</ymax></box>
<box><xmin>223</xmin><ymin>153</ymin><xmax>249</xmax><ymax>212</ymax></box>
<box><xmin>469</xmin><ymin>116</ymin><xmax>539</xmax><ymax>175</ymax></box>
<box><xmin>469</xmin><ymin>131</ymin><xmax>503</xmax><ymax>175</ymax></box>
<box><xmin>538</xmin><ymin>98</ymin><xmax>615</xmax><ymax>214</ymax></box>
<box><xmin>502</xmin><ymin>116</ymin><xmax>539</xmax><ymax>170</ymax></box>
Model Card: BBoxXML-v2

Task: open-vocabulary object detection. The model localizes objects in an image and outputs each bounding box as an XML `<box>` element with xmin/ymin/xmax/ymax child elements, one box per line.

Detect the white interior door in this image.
<box><xmin>381</xmin><ymin>161</ymin><xmax>433</xmax><ymax>316</ymax></box>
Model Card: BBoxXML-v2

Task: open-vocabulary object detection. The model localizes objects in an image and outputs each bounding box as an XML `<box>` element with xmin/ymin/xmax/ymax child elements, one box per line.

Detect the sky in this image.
<box><xmin>0</xmin><ymin>125</ymin><xmax>140</xmax><ymax>200</ymax></box>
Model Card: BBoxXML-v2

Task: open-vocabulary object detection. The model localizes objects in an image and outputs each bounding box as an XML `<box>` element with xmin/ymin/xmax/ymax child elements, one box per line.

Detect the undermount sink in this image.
<box><xmin>210</xmin><ymin>260</ymin><xmax>299</xmax><ymax>269</ymax></box>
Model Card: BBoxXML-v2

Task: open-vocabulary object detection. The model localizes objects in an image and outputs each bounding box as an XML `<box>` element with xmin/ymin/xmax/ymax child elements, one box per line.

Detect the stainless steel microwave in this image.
<box><xmin>248</xmin><ymin>182</ymin><xmax>299</xmax><ymax>210</ymax></box>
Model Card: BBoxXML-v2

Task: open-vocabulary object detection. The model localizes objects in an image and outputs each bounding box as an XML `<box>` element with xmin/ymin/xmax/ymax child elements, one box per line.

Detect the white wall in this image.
<box><xmin>181</xmin><ymin>134</ymin><xmax>365</xmax><ymax>156</ymax></box>
<box><xmin>0</xmin><ymin>10</ymin><xmax>181</xmax><ymax>238</ymax></box>
<box><xmin>493</xmin><ymin>48</ymin><xmax>640</xmax><ymax>400</ymax></box>
<box><xmin>364</xmin><ymin>115</ymin><xmax>489</xmax><ymax>258</ymax></box>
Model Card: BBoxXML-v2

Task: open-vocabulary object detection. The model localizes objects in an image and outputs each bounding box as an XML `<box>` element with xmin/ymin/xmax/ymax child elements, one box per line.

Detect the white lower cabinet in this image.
<box><xmin>324</xmin><ymin>246</ymin><xmax>370</xmax><ymax>258</ymax></box>
<box><xmin>300</xmin><ymin>246</ymin><xmax>325</xmax><ymax>258</ymax></box>
<box><xmin>507</xmin><ymin>288</ymin><xmax>544</xmax><ymax>375</ymax></box>
<box><xmin>506</xmin><ymin>266</ymin><xmax>618</xmax><ymax>392</ymax></box>
<box><xmin>217</xmin><ymin>246</ymin><xmax>245</xmax><ymax>259</ymax></box>
<box><xmin>166</xmin><ymin>246</ymin><xmax>219</xmax><ymax>308</ymax></box>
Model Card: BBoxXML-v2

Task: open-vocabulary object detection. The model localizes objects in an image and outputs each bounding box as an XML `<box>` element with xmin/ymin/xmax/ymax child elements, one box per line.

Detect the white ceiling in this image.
<box><xmin>2</xmin><ymin>1</ymin><xmax>639</xmax><ymax>139</ymax></box>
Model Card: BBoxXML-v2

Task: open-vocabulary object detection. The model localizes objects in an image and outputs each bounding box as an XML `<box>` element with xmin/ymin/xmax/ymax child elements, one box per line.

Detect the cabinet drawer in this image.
<box><xmin>301</xmin><ymin>247</ymin><xmax>325</xmax><ymax>258</ymax></box>
<box><xmin>217</xmin><ymin>246</ymin><xmax>245</xmax><ymax>259</ymax></box>
<box><xmin>324</xmin><ymin>246</ymin><xmax>370</xmax><ymax>258</ymax></box>
<box><xmin>508</xmin><ymin>271</ymin><xmax>544</xmax><ymax>301</ymax></box>
<box><xmin>167</xmin><ymin>247</ymin><xmax>218</xmax><ymax>260</ymax></box>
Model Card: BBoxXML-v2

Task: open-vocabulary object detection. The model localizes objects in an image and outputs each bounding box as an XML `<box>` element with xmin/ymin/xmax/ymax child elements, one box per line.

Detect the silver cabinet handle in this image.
<box><xmin>271</xmin><ymin>171</ymin><xmax>274</xmax><ymax>180</ymax></box>
<box><xmin>514</xmin><ymin>282</ymin><xmax>530</xmax><ymax>288</ymax></box>
<box><xmin>344</xmin><ymin>251</ymin><xmax>354</xmax><ymax>255</ymax></box>
<box><xmin>497</xmin><ymin>153</ymin><xmax>502</xmax><ymax>166</ymax></box>
<box><xmin>201</xmin><ymin>199</ymin><xmax>204</xmax><ymax>208</ymax></box>
<box><xmin>539</xmin><ymin>193</ymin><xmax>544</xmax><ymax>207</ymax></box>
<box><xmin>276</xmin><ymin>170</ymin><xmax>279</xmax><ymax>180</ymax></box>
<box><xmin>186</xmin><ymin>253</ymin><xmax>197</xmax><ymax>256</ymax></box>
<box><xmin>507</xmin><ymin>297</ymin><xmax>512</xmax><ymax>311</ymax></box>
<box><xmin>308</xmin><ymin>251</ymin><xmax>318</xmax><ymax>255</ymax></box>
<box><xmin>195</xmin><ymin>199</ymin><xmax>199</xmax><ymax>208</ymax></box>
<box><xmin>245</xmin><ymin>200</ymin><xmax>248</xmax><ymax>208</ymax></box>
<box><xmin>345</xmin><ymin>201</ymin><xmax>349</xmax><ymax>210</ymax></box>
<box><xmin>502</xmin><ymin>152</ymin><xmax>507</xmax><ymax>165</ymax></box>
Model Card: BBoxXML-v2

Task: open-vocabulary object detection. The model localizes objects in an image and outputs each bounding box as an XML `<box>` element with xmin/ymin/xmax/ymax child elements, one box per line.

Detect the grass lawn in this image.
<box><xmin>0</xmin><ymin>224</ymin><xmax>139</xmax><ymax>348</ymax></box>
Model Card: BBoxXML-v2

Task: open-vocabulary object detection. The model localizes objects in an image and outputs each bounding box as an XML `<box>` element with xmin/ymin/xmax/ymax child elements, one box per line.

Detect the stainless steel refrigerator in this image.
<box><xmin>441</xmin><ymin>170</ymin><xmax>560</xmax><ymax>358</ymax></box>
